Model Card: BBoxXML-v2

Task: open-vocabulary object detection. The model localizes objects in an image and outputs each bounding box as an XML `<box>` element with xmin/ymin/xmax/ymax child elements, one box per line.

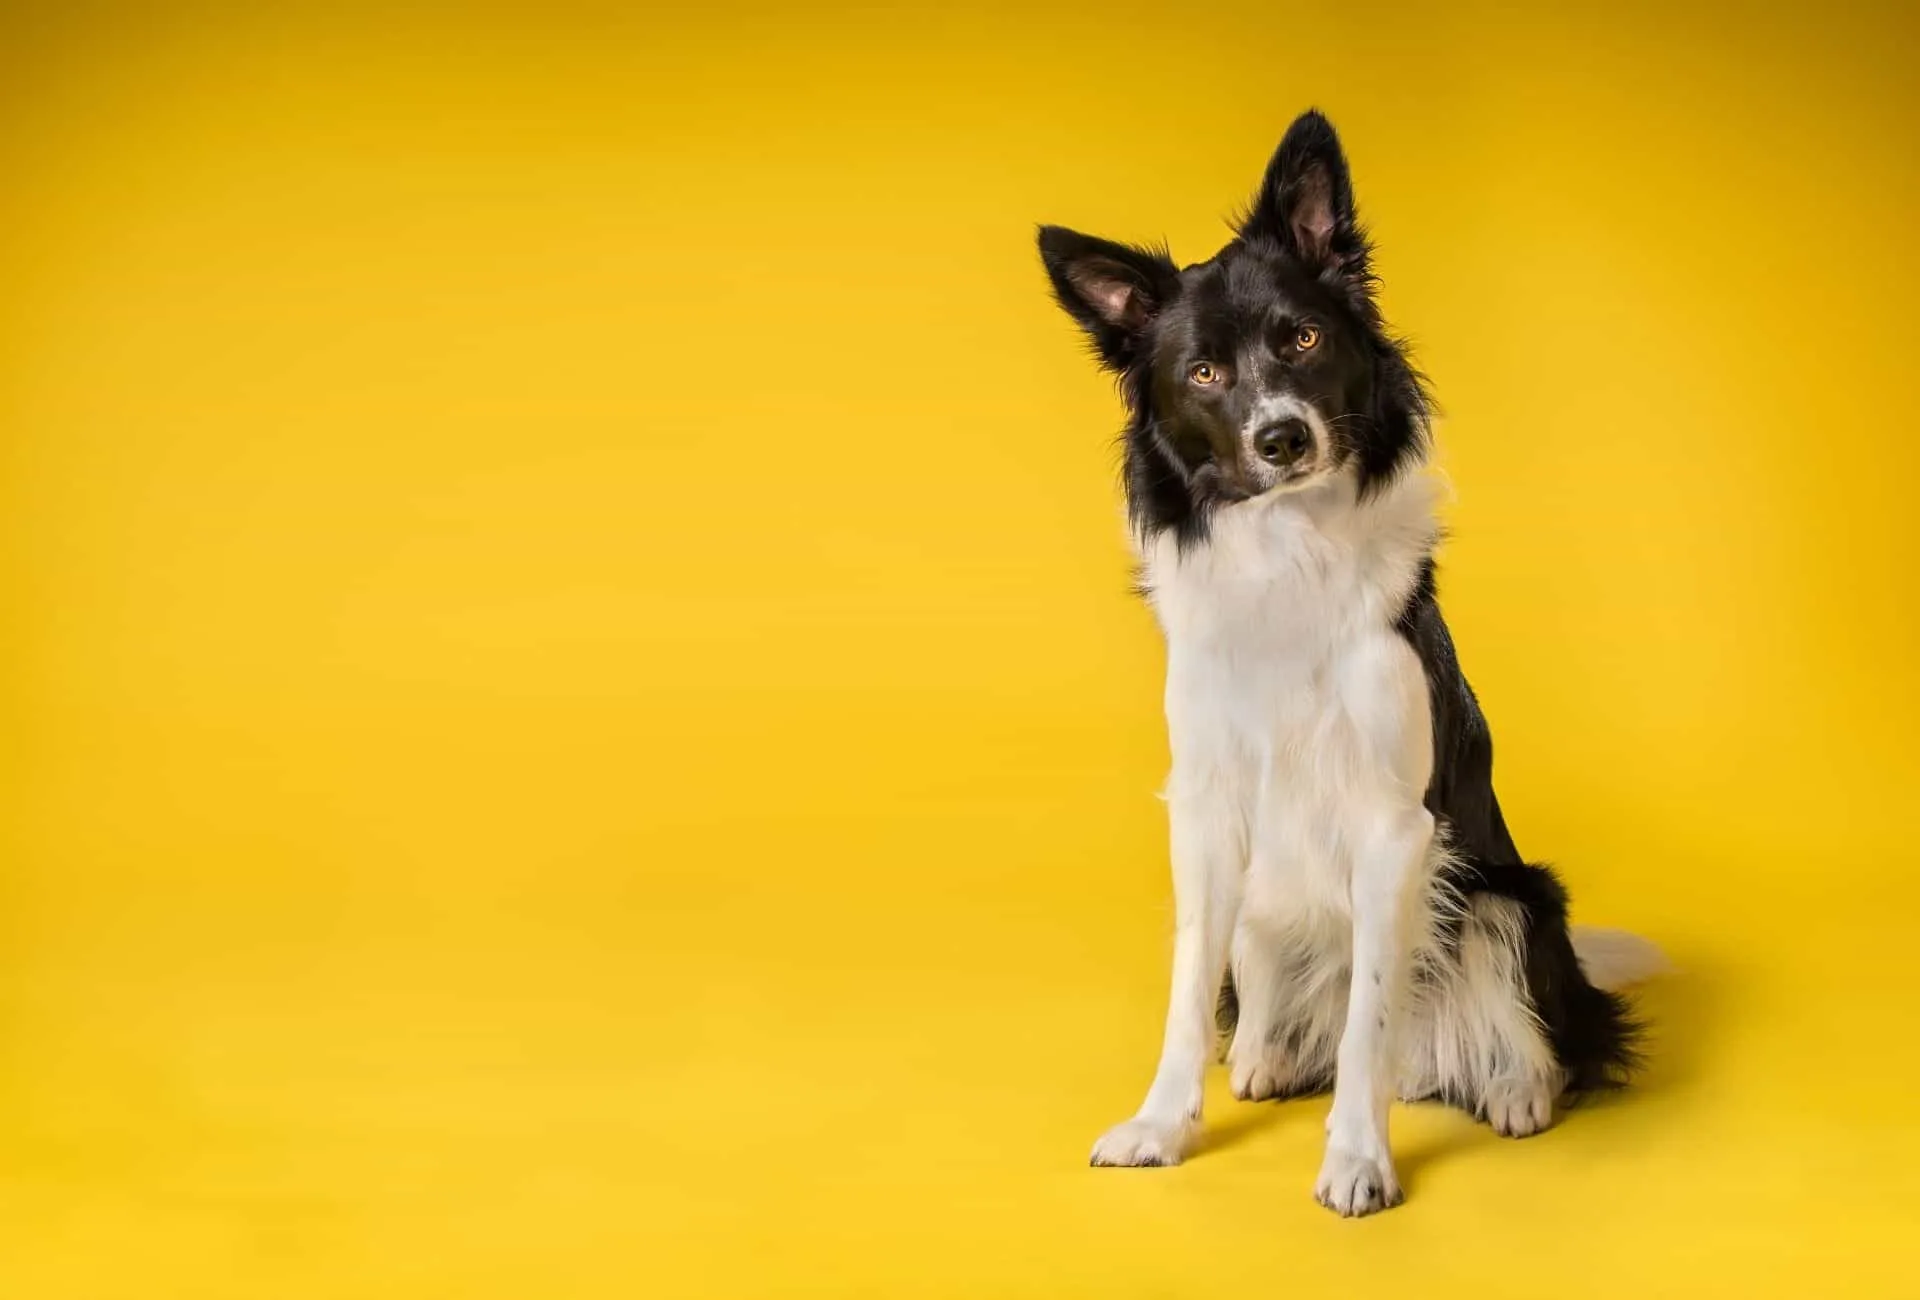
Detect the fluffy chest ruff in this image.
<box><xmin>1140</xmin><ymin>468</ymin><xmax>1443</xmax><ymax>917</ymax></box>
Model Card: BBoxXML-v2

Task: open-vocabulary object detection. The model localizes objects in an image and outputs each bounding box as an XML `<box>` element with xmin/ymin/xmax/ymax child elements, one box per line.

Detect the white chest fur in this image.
<box><xmin>1138</xmin><ymin>470</ymin><xmax>1443</xmax><ymax>913</ymax></box>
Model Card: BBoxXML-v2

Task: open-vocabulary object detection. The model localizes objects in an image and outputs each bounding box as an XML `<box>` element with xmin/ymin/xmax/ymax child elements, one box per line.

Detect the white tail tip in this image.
<box><xmin>1570</xmin><ymin>926</ymin><xmax>1669</xmax><ymax>991</ymax></box>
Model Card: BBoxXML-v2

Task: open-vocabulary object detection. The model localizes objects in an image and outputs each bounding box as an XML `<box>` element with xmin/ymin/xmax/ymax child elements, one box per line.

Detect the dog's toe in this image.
<box><xmin>1481</xmin><ymin>1078</ymin><xmax>1556</xmax><ymax>1138</ymax></box>
<box><xmin>1090</xmin><ymin>1117</ymin><xmax>1191</xmax><ymax>1168</ymax></box>
<box><xmin>1229</xmin><ymin>1052</ymin><xmax>1295</xmax><ymax>1102</ymax></box>
<box><xmin>1313</xmin><ymin>1145</ymin><xmax>1403</xmax><ymax>1217</ymax></box>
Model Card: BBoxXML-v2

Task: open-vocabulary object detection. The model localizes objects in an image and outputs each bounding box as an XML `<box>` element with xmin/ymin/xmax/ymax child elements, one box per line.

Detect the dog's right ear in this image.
<box><xmin>1037</xmin><ymin>225</ymin><xmax>1178</xmax><ymax>372</ymax></box>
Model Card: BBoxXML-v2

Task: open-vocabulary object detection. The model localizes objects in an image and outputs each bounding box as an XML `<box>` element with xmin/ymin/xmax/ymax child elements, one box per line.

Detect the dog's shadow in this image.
<box><xmin>1191</xmin><ymin>958</ymin><xmax>1721</xmax><ymax>1185</ymax></box>
<box><xmin>1192</xmin><ymin>1089</ymin><xmax>1490</xmax><ymax>1180</ymax></box>
<box><xmin>1191</xmin><ymin>1095</ymin><xmax>1308</xmax><ymax>1157</ymax></box>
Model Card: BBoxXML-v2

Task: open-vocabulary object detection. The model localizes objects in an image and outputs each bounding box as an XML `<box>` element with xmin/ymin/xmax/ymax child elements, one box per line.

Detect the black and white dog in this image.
<box><xmin>1038</xmin><ymin>110</ymin><xmax>1662</xmax><ymax>1216</ymax></box>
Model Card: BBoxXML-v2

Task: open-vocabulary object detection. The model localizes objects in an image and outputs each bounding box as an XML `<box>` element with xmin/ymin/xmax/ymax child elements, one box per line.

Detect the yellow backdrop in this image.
<box><xmin>3</xmin><ymin>2</ymin><xmax>1916</xmax><ymax>1296</ymax></box>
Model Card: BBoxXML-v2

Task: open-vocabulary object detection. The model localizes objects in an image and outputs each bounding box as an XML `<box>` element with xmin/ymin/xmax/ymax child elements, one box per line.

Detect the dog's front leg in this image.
<box><xmin>1314</xmin><ymin>804</ymin><xmax>1433</xmax><ymax>1214</ymax></box>
<box><xmin>1090</xmin><ymin>779</ymin><xmax>1245</xmax><ymax>1167</ymax></box>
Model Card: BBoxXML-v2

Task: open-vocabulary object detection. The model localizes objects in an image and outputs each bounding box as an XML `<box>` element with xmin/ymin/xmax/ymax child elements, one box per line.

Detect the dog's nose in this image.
<box><xmin>1254</xmin><ymin>419</ymin><xmax>1314</xmax><ymax>467</ymax></box>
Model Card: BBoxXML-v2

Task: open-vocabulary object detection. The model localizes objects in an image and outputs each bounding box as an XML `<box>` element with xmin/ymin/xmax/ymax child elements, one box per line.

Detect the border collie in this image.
<box><xmin>1037</xmin><ymin>110</ymin><xmax>1663</xmax><ymax>1216</ymax></box>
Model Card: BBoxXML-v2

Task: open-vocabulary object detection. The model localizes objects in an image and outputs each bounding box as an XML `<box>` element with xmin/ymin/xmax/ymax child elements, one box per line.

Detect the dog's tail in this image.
<box><xmin>1570</xmin><ymin>926</ymin><xmax>1669</xmax><ymax>992</ymax></box>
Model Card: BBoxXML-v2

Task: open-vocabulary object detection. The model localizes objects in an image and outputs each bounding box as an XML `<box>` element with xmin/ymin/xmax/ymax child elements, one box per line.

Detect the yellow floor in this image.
<box><xmin>4</xmin><ymin>3</ymin><xmax>1918</xmax><ymax>1296</ymax></box>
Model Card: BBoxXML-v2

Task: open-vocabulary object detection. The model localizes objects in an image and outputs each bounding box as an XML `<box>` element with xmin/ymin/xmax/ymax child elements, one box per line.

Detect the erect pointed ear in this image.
<box><xmin>1239</xmin><ymin>109</ymin><xmax>1368</xmax><ymax>282</ymax></box>
<box><xmin>1037</xmin><ymin>225</ymin><xmax>1178</xmax><ymax>371</ymax></box>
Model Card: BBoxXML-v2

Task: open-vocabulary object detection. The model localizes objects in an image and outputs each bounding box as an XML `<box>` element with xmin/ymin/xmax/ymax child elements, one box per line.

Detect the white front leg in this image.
<box><xmin>1090</xmin><ymin>778</ymin><xmax>1246</xmax><ymax>1167</ymax></box>
<box><xmin>1314</xmin><ymin>804</ymin><xmax>1433</xmax><ymax>1214</ymax></box>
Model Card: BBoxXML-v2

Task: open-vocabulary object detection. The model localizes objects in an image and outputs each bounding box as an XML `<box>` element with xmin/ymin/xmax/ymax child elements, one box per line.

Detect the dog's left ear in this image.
<box><xmin>1240</xmin><ymin>109</ymin><xmax>1369</xmax><ymax>285</ymax></box>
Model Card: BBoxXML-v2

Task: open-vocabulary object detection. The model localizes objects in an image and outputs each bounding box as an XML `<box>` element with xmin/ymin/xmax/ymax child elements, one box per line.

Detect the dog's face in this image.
<box><xmin>1039</xmin><ymin>111</ymin><xmax>1427</xmax><ymax>536</ymax></box>
<box><xmin>1141</xmin><ymin>242</ymin><xmax>1374</xmax><ymax>502</ymax></box>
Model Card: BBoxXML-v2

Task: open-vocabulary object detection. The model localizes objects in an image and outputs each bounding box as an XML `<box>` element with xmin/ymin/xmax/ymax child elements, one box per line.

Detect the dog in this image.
<box><xmin>1036</xmin><ymin>109</ymin><xmax>1663</xmax><ymax>1216</ymax></box>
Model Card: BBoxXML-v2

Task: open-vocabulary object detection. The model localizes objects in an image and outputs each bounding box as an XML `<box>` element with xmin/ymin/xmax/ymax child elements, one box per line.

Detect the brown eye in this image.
<box><xmin>1189</xmin><ymin>361</ymin><xmax>1220</xmax><ymax>385</ymax></box>
<box><xmin>1295</xmin><ymin>325</ymin><xmax>1322</xmax><ymax>351</ymax></box>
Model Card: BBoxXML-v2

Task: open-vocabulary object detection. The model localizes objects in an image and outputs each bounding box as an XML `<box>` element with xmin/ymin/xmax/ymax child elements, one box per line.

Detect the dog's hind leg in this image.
<box><xmin>1414</xmin><ymin>861</ymin><xmax>1646</xmax><ymax>1134</ymax></box>
<box><xmin>1448</xmin><ymin>892</ymin><xmax>1563</xmax><ymax>1137</ymax></box>
<box><xmin>1401</xmin><ymin>890</ymin><xmax>1562</xmax><ymax>1136</ymax></box>
<box><xmin>1226</xmin><ymin>923</ymin><xmax>1295</xmax><ymax>1101</ymax></box>
<box><xmin>1227</xmin><ymin>916</ymin><xmax>1342</xmax><ymax>1102</ymax></box>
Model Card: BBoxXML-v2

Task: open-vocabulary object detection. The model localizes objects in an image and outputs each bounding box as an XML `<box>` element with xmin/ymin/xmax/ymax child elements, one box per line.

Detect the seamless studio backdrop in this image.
<box><xmin>2</xmin><ymin>3</ymin><xmax>1917</xmax><ymax>1297</ymax></box>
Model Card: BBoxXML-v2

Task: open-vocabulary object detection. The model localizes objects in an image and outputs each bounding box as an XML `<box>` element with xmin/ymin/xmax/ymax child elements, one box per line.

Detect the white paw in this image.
<box><xmin>1481</xmin><ymin>1078</ymin><xmax>1556</xmax><ymax>1138</ymax></box>
<box><xmin>1229</xmin><ymin>1042</ymin><xmax>1295</xmax><ymax>1101</ymax></box>
<box><xmin>1089</xmin><ymin>1117</ymin><xmax>1192</xmax><ymax>1168</ymax></box>
<box><xmin>1314</xmin><ymin>1144</ymin><xmax>1403</xmax><ymax>1217</ymax></box>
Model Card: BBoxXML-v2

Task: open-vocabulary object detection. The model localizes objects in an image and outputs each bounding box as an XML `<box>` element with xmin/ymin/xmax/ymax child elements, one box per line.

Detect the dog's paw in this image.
<box><xmin>1313</xmin><ymin>1144</ymin><xmax>1403</xmax><ymax>1217</ymax></box>
<box><xmin>1481</xmin><ymin>1078</ymin><xmax>1556</xmax><ymax>1138</ymax></box>
<box><xmin>1089</xmin><ymin>1117</ymin><xmax>1191</xmax><ymax>1168</ymax></box>
<box><xmin>1229</xmin><ymin>1043</ymin><xmax>1295</xmax><ymax>1101</ymax></box>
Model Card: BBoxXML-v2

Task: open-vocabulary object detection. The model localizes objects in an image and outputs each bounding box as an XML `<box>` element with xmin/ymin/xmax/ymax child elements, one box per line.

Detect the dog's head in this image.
<box><xmin>1038</xmin><ymin>110</ymin><xmax>1429</xmax><ymax>540</ymax></box>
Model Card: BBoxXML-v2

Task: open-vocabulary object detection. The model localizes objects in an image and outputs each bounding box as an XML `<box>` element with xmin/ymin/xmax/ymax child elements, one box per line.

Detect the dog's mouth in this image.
<box><xmin>1199</xmin><ymin>451</ymin><xmax>1332</xmax><ymax>505</ymax></box>
<box><xmin>1259</xmin><ymin>454</ymin><xmax>1335</xmax><ymax>495</ymax></box>
<box><xmin>1195</xmin><ymin>463</ymin><xmax>1258</xmax><ymax>505</ymax></box>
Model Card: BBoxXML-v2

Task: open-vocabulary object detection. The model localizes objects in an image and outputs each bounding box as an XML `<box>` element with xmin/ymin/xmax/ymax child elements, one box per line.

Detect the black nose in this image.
<box><xmin>1254</xmin><ymin>419</ymin><xmax>1314</xmax><ymax>467</ymax></box>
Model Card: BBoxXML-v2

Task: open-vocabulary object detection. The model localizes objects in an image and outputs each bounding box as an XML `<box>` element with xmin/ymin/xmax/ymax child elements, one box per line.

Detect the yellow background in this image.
<box><xmin>3</xmin><ymin>3</ymin><xmax>1917</xmax><ymax>1295</ymax></box>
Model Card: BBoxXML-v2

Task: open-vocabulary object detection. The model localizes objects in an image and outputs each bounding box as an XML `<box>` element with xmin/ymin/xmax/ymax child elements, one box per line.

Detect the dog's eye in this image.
<box><xmin>1189</xmin><ymin>362</ymin><xmax>1221</xmax><ymax>386</ymax></box>
<box><xmin>1295</xmin><ymin>325</ymin><xmax>1321</xmax><ymax>351</ymax></box>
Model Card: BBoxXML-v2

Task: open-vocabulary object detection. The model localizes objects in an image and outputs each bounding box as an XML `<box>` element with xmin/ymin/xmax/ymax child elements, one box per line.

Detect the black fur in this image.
<box><xmin>1398</xmin><ymin>570</ymin><xmax>1643</xmax><ymax>1095</ymax></box>
<box><xmin>1042</xmin><ymin>109</ymin><xmax>1639</xmax><ymax>1108</ymax></box>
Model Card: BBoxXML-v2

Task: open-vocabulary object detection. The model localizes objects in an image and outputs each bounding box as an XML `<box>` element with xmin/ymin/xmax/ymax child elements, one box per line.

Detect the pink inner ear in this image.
<box><xmin>1090</xmin><ymin>279</ymin><xmax>1136</xmax><ymax>326</ymax></box>
<box><xmin>1069</xmin><ymin>261</ymin><xmax>1147</xmax><ymax>329</ymax></box>
<box><xmin>1289</xmin><ymin>166</ymin><xmax>1336</xmax><ymax>263</ymax></box>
